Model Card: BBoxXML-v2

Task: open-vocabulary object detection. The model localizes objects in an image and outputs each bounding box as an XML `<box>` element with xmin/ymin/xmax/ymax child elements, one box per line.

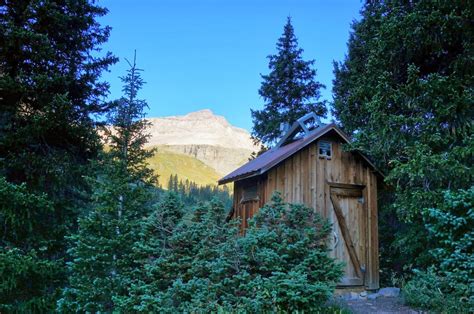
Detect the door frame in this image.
<box><xmin>327</xmin><ymin>182</ymin><xmax>368</xmax><ymax>287</ymax></box>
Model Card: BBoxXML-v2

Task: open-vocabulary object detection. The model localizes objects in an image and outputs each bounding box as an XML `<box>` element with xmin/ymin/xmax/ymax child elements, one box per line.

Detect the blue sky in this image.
<box><xmin>99</xmin><ymin>0</ymin><xmax>362</xmax><ymax>131</ymax></box>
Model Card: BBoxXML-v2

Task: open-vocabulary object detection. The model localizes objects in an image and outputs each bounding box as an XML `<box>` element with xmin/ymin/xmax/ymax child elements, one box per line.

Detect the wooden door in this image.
<box><xmin>328</xmin><ymin>183</ymin><xmax>367</xmax><ymax>286</ymax></box>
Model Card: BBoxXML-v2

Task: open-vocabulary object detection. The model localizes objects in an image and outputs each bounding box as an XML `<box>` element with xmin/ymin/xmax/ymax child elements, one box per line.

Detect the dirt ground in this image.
<box><xmin>337</xmin><ymin>297</ymin><xmax>422</xmax><ymax>314</ymax></box>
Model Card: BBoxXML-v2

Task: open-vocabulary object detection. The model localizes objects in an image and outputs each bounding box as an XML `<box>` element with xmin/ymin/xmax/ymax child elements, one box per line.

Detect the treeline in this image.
<box><xmin>164</xmin><ymin>174</ymin><xmax>232</xmax><ymax>208</ymax></box>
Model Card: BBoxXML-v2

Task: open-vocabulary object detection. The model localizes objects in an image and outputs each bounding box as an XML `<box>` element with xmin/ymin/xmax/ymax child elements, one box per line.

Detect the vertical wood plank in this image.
<box><xmin>284</xmin><ymin>158</ymin><xmax>290</xmax><ymax>201</ymax></box>
<box><xmin>303</xmin><ymin>146</ymin><xmax>310</xmax><ymax>207</ymax></box>
<box><xmin>368</xmin><ymin>171</ymin><xmax>379</xmax><ymax>289</ymax></box>
<box><xmin>310</xmin><ymin>144</ymin><xmax>317</xmax><ymax>212</ymax></box>
<box><xmin>295</xmin><ymin>152</ymin><xmax>301</xmax><ymax>203</ymax></box>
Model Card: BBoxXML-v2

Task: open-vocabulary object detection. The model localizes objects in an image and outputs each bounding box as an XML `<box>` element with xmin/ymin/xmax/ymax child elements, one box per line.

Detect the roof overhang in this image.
<box><xmin>218</xmin><ymin>123</ymin><xmax>383</xmax><ymax>185</ymax></box>
<box><xmin>218</xmin><ymin>170</ymin><xmax>261</xmax><ymax>185</ymax></box>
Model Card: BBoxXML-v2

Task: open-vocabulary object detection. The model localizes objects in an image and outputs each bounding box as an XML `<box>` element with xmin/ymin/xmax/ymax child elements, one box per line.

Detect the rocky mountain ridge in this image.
<box><xmin>145</xmin><ymin>109</ymin><xmax>257</xmax><ymax>184</ymax></box>
<box><xmin>146</xmin><ymin>109</ymin><xmax>258</xmax><ymax>151</ymax></box>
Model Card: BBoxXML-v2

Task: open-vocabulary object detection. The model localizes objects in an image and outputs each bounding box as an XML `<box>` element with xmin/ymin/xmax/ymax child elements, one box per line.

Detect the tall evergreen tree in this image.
<box><xmin>0</xmin><ymin>1</ymin><xmax>116</xmax><ymax>310</ymax></box>
<box><xmin>0</xmin><ymin>0</ymin><xmax>116</xmax><ymax>206</ymax></box>
<box><xmin>251</xmin><ymin>17</ymin><xmax>326</xmax><ymax>145</ymax></box>
<box><xmin>58</xmin><ymin>54</ymin><xmax>157</xmax><ymax>312</ymax></box>
<box><xmin>332</xmin><ymin>0</ymin><xmax>473</xmax><ymax>290</ymax></box>
<box><xmin>167</xmin><ymin>174</ymin><xmax>175</xmax><ymax>190</ymax></box>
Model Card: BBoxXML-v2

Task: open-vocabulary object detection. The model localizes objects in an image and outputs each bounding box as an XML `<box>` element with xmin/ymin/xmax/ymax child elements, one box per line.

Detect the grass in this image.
<box><xmin>147</xmin><ymin>147</ymin><xmax>222</xmax><ymax>187</ymax></box>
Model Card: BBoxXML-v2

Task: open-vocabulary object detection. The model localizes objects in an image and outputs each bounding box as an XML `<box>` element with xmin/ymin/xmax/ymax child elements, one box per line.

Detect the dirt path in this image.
<box><xmin>341</xmin><ymin>297</ymin><xmax>421</xmax><ymax>314</ymax></box>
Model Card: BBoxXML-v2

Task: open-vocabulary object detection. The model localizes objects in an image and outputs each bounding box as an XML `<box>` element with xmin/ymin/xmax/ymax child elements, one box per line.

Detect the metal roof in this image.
<box><xmin>218</xmin><ymin>123</ymin><xmax>382</xmax><ymax>185</ymax></box>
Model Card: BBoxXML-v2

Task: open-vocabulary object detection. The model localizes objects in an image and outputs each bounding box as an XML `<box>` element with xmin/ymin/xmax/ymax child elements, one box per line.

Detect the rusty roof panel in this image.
<box><xmin>218</xmin><ymin>123</ymin><xmax>337</xmax><ymax>185</ymax></box>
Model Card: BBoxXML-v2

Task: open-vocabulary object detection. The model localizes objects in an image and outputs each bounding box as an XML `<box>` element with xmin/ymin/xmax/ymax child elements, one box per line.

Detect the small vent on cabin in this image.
<box><xmin>241</xmin><ymin>184</ymin><xmax>259</xmax><ymax>203</ymax></box>
<box><xmin>318</xmin><ymin>140</ymin><xmax>332</xmax><ymax>159</ymax></box>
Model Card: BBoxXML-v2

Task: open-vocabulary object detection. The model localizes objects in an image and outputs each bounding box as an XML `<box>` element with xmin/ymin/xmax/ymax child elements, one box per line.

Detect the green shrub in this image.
<box><xmin>121</xmin><ymin>192</ymin><xmax>343</xmax><ymax>312</ymax></box>
<box><xmin>224</xmin><ymin>192</ymin><xmax>344</xmax><ymax>312</ymax></box>
<box><xmin>403</xmin><ymin>187</ymin><xmax>474</xmax><ymax>313</ymax></box>
<box><xmin>403</xmin><ymin>268</ymin><xmax>470</xmax><ymax>313</ymax></box>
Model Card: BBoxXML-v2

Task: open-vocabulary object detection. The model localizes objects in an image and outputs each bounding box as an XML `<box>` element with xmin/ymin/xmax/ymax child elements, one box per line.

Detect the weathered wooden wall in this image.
<box><xmin>232</xmin><ymin>176</ymin><xmax>266</xmax><ymax>230</ymax></box>
<box><xmin>232</xmin><ymin>134</ymin><xmax>379</xmax><ymax>290</ymax></box>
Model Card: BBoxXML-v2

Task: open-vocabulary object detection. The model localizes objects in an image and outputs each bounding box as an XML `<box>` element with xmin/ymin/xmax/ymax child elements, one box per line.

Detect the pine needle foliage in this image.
<box><xmin>0</xmin><ymin>177</ymin><xmax>61</xmax><ymax>312</ymax></box>
<box><xmin>58</xmin><ymin>54</ymin><xmax>157</xmax><ymax>312</ymax></box>
<box><xmin>120</xmin><ymin>192</ymin><xmax>342</xmax><ymax>312</ymax></box>
<box><xmin>403</xmin><ymin>187</ymin><xmax>474</xmax><ymax>312</ymax></box>
<box><xmin>0</xmin><ymin>0</ymin><xmax>116</xmax><ymax>310</ymax></box>
<box><xmin>332</xmin><ymin>1</ymin><xmax>473</xmax><ymax>309</ymax></box>
<box><xmin>251</xmin><ymin>17</ymin><xmax>327</xmax><ymax>146</ymax></box>
<box><xmin>333</xmin><ymin>0</ymin><xmax>473</xmax><ymax>223</ymax></box>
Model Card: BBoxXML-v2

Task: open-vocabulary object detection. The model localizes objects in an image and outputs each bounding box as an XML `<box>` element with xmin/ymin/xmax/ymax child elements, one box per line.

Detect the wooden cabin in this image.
<box><xmin>218</xmin><ymin>113</ymin><xmax>382</xmax><ymax>290</ymax></box>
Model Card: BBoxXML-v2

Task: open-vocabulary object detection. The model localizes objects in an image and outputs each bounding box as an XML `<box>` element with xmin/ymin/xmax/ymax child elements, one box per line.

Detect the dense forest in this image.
<box><xmin>0</xmin><ymin>0</ymin><xmax>472</xmax><ymax>312</ymax></box>
<box><xmin>164</xmin><ymin>174</ymin><xmax>232</xmax><ymax>208</ymax></box>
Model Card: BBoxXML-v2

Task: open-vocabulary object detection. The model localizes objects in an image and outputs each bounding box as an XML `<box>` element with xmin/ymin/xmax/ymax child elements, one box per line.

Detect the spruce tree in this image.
<box><xmin>58</xmin><ymin>54</ymin><xmax>156</xmax><ymax>312</ymax></box>
<box><xmin>167</xmin><ymin>174</ymin><xmax>174</xmax><ymax>190</ymax></box>
<box><xmin>0</xmin><ymin>0</ymin><xmax>116</xmax><ymax>213</ymax></box>
<box><xmin>332</xmin><ymin>0</ymin><xmax>473</xmax><ymax>297</ymax></box>
<box><xmin>0</xmin><ymin>1</ymin><xmax>115</xmax><ymax>310</ymax></box>
<box><xmin>251</xmin><ymin>17</ymin><xmax>326</xmax><ymax>145</ymax></box>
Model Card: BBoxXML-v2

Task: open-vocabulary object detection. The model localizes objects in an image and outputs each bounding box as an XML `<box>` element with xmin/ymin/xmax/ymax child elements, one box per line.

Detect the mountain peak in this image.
<box><xmin>186</xmin><ymin>109</ymin><xmax>214</xmax><ymax>117</ymax></box>
<box><xmin>180</xmin><ymin>109</ymin><xmax>228</xmax><ymax>125</ymax></box>
<box><xmin>146</xmin><ymin>109</ymin><xmax>258</xmax><ymax>151</ymax></box>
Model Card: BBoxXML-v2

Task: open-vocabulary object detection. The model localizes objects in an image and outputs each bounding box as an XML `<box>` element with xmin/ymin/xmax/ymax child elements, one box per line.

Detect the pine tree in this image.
<box><xmin>251</xmin><ymin>17</ymin><xmax>326</xmax><ymax>146</ymax></box>
<box><xmin>0</xmin><ymin>0</ymin><xmax>116</xmax><ymax>212</ymax></box>
<box><xmin>167</xmin><ymin>174</ymin><xmax>174</xmax><ymax>190</ymax></box>
<box><xmin>0</xmin><ymin>1</ymin><xmax>116</xmax><ymax>310</ymax></box>
<box><xmin>58</xmin><ymin>53</ymin><xmax>157</xmax><ymax>312</ymax></box>
<box><xmin>332</xmin><ymin>0</ymin><xmax>473</xmax><ymax>296</ymax></box>
<box><xmin>173</xmin><ymin>174</ymin><xmax>179</xmax><ymax>191</ymax></box>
